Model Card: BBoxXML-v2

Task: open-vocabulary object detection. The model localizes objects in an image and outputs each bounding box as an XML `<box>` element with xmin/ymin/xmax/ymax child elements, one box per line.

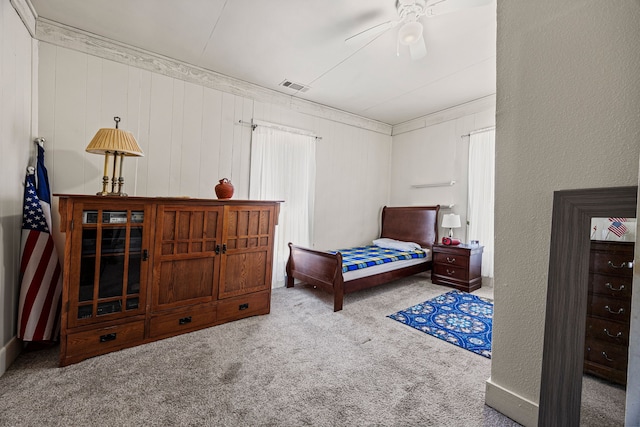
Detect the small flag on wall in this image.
<box><xmin>17</xmin><ymin>143</ymin><xmax>62</xmax><ymax>342</ymax></box>
<box><xmin>608</xmin><ymin>217</ymin><xmax>628</xmax><ymax>238</ymax></box>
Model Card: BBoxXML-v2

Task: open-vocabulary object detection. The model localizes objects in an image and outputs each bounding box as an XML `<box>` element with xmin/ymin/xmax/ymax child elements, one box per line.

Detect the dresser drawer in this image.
<box><xmin>590</xmin><ymin>251</ymin><xmax>634</xmax><ymax>277</ymax></box>
<box><xmin>433</xmin><ymin>252</ymin><xmax>469</xmax><ymax>269</ymax></box>
<box><xmin>433</xmin><ymin>263</ymin><xmax>468</xmax><ymax>281</ymax></box>
<box><xmin>66</xmin><ymin>319</ymin><xmax>145</xmax><ymax>359</ymax></box>
<box><xmin>584</xmin><ymin>337</ymin><xmax>628</xmax><ymax>371</ymax></box>
<box><xmin>149</xmin><ymin>302</ymin><xmax>217</xmax><ymax>339</ymax></box>
<box><xmin>587</xmin><ymin>294</ymin><xmax>631</xmax><ymax>323</ymax></box>
<box><xmin>217</xmin><ymin>290</ymin><xmax>270</xmax><ymax>322</ymax></box>
<box><xmin>589</xmin><ymin>273</ymin><xmax>632</xmax><ymax>298</ymax></box>
<box><xmin>585</xmin><ymin>316</ymin><xmax>629</xmax><ymax>346</ymax></box>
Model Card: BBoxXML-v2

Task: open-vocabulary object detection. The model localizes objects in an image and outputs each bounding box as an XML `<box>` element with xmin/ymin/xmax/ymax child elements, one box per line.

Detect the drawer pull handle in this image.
<box><xmin>604</xmin><ymin>305</ymin><xmax>624</xmax><ymax>315</ymax></box>
<box><xmin>446</xmin><ymin>257</ymin><xmax>456</xmax><ymax>263</ymax></box>
<box><xmin>602</xmin><ymin>351</ymin><xmax>614</xmax><ymax>362</ymax></box>
<box><xmin>100</xmin><ymin>333</ymin><xmax>117</xmax><ymax>342</ymax></box>
<box><xmin>607</xmin><ymin>260</ymin><xmax>633</xmax><ymax>269</ymax></box>
<box><xmin>239</xmin><ymin>303</ymin><xmax>249</xmax><ymax>310</ymax></box>
<box><xmin>179</xmin><ymin>316</ymin><xmax>192</xmax><ymax>325</ymax></box>
<box><xmin>605</xmin><ymin>283</ymin><xmax>625</xmax><ymax>292</ymax></box>
<box><xmin>604</xmin><ymin>328</ymin><xmax>623</xmax><ymax>339</ymax></box>
<box><xmin>446</xmin><ymin>269</ymin><xmax>455</xmax><ymax>276</ymax></box>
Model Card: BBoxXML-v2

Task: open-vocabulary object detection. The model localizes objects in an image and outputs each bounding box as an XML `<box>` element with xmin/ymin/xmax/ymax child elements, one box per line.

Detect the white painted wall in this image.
<box><xmin>487</xmin><ymin>1</ymin><xmax>640</xmax><ymax>426</ymax></box>
<box><xmin>38</xmin><ymin>42</ymin><xmax>392</xmax><ymax>254</ymax></box>
<box><xmin>390</xmin><ymin>97</ymin><xmax>495</xmax><ymax>242</ymax></box>
<box><xmin>0</xmin><ymin>1</ymin><xmax>36</xmax><ymax>376</ymax></box>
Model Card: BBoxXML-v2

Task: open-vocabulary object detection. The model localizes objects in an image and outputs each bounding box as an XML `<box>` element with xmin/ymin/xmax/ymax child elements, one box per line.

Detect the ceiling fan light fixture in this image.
<box><xmin>398</xmin><ymin>21</ymin><xmax>423</xmax><ymax>45</ymax></box>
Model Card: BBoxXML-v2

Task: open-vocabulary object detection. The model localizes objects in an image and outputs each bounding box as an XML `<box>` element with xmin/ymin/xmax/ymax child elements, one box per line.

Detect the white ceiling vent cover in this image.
<box><xmin>279</xmin><ymin>79</ymin><xmax>310</xmax><ymax>93</ymax></box>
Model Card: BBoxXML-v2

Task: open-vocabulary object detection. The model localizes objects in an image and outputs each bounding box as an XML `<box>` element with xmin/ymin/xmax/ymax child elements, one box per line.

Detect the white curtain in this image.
<box><xmin>467</xmin><ymin>128</ymin><xmax>495</xmax><ymax>278</ymax></box>
<box><xmin>249</xmin><ymin>123</ymin><xmax>316</xmax><ymax>286</ymax></box>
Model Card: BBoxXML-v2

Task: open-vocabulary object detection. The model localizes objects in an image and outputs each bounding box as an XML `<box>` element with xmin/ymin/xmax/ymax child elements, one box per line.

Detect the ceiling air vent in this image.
<box><xmin>279</xmin><ymin>79</ymin><xmax>310</xmax><ymax>93</ymax></box>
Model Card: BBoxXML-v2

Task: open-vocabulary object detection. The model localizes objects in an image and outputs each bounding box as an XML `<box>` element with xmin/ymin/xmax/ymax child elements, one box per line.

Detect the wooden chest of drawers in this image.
<box><xmin>584</xmin><ymin>240</ymin><xmax>634</xmax><ymax>385</ymax></box>
<box><xmin>431</xmin><ymin>244</ymin><xmax>483</xmax><ymax>292</ymax></box>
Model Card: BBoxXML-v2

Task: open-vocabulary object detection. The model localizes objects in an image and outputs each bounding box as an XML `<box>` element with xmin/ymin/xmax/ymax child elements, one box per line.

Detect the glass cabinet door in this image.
<box><xmin>70</xmin><ymin>208</ymin><xmax>148</xmax><ymax>327</ymax></box>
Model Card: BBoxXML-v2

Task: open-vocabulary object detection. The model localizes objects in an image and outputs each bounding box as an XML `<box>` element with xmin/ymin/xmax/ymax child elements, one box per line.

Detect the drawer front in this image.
<box><xmin>66</xmin><ymin>320</ymin><xmax>145</xmax><ymax>358</ymax></box>
<box><xmin>433</xmin><ymin>252</ymin><xmax>469</xmax><ymax>269</ymax></box>
<box><xmin>585</xmin><ymin>316</ymin><xmax>629</xmax><ymax>346</ymax></box>
<box><xmin>584</xmin><ymin>337</ymin><xmax>628</xmax><ymax>371</ymax></box>
<box><xmin>433</xmin><ymin>263</ymin><xmax>468</xmax><ymax>281</ymax></box>
<box><xmin>589</xmin><ymin>273</ymin><xmax>632</xmax><ymax>299</ymax></box>
<box><xmin>588</xmin><ymin>294</ymin><xmax>631</xmax><ymax>323</ymax></box>
<box><xmin>590</xmin><ymin>251</ymin><xmax>634</xmax><ymax>277</ymax></box>
<box><xmin>217</xmin><ymin>290</ymin><xmax>270</xmax><ymax>322</ymax></box>
<box><xmin>149</xmin><ymin>303</ymin><xmax>217</xmax><ymax>339</ymax></box>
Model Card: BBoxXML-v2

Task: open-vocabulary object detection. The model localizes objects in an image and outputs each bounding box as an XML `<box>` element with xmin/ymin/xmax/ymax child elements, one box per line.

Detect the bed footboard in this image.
<box><xmin>286</xmin><ymin>243</ymin><xmax>345</xmax><ymax>311</ymax></box>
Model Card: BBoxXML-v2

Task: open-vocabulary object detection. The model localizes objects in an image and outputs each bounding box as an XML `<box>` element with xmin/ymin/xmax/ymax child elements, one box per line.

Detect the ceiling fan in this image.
<box><xmin>345</xmin><ymin>0</ymin><xmax>492</xmax><ymax>60</ymax></box>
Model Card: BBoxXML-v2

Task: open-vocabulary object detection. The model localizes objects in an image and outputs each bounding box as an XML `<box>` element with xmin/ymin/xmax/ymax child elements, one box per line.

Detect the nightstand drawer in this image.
<box><xmin>433</xmin><ymin>252</ymin><xmax>469</xmax><ymax>268</ymax></box>
<box><xmin>433</xmin><ymin>263</ymin><xmax>468</xmax><ymax>281</ymax></box>
<box><xmin>590</xmin><ymin>251</ymin><xmax>634</xmax><ymax>277</ymax></box>
<box><xmin>584</xmin><ymin>338</ymin><xmax>628</xmax><ymax>371</ymax></box>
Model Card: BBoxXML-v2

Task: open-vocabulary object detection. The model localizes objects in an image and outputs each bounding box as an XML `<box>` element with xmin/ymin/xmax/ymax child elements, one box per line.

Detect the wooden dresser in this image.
<box><xmin>584</xmin><ymin>240</ymin><xmax>634</xmax><ymax>385</ymax></box>
<box><xmin>57</xmin><ymin>195</ymin><xmax>279</xmax><ymax>366</ymax></box>
<box><xmin>431</xmin><ymin>243</ymin><xmax>483</xmax><ymax>292</ymax></box>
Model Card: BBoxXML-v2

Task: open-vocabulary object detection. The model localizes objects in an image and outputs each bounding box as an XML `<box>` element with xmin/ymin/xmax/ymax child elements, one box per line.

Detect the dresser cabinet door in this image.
<box><xmin>152</xmin><ymin>205</ymin><xmax>223</xmax><ymax>311</ymax></box>
<box><xmin>218</xmin><ymin>205</ymin><xmax>276</xmax><ymax>299</ymax></box>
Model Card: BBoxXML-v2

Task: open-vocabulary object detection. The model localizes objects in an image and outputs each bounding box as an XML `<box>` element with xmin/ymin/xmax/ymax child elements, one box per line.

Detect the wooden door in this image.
<box><xmin>152</xmin><ymin>204</ymin><xmax>223</xmax><ymax>311</ymax></box>
<box><xmin>218</xmin><ymin>205</ymin><xmax>276</xmax><ymax>299</ymax></box>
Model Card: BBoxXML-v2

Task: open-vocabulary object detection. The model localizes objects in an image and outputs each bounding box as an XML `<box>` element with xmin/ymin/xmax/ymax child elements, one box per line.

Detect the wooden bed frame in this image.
<box><xmin>285</xmin><ymin>205</ymin><xmax>440</xmax><ymax>311</ymax></box>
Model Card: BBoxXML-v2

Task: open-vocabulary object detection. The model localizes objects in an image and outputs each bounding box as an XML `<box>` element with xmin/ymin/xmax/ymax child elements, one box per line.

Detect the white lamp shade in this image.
<box><xmin>442</xmin><ymin>214</ymin><xmax>461</xmax><ymax>228</ymax></box>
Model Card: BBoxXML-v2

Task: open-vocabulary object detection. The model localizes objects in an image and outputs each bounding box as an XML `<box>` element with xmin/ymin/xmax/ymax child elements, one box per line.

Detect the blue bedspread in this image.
<box><xmin>329</xmin><ymin>245</ymin><xmax>426</xmax><ymax>273</ymax></box>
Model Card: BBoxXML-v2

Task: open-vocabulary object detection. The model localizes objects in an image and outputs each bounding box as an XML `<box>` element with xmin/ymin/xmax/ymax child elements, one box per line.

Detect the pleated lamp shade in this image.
<box><xmin>86</xmin><ymin>128</ymin><xmax>144</xmax><ymax>157</ymax></box>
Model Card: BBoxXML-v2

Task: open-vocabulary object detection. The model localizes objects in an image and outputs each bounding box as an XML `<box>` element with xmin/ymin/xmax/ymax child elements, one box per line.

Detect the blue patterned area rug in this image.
<box><xmin>388</xmin><ymin>290</ymin><xmax>493</xmax><ymax>358</ymax></box>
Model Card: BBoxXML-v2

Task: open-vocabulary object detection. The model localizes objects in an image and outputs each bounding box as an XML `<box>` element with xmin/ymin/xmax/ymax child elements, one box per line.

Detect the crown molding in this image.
<box><xmin>392</xmin><ymin>94</ymin><xmax>496</xmax><ymax>136</ymax></box>
<box><xmin>10</xmin><ymin>0</ymin><xmax>37</xmax><ymax>37</ymax></box>
<box><xmin>34</xmin><ymin>18</ymin><xmax>392</xmax><ymax>136</ymax></box>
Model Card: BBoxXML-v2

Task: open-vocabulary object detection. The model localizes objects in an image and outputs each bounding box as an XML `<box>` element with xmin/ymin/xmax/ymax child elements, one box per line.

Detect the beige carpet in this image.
<box><xmin>0</xmin><ymin>274</ymin><xmax>625</xmax><ymax>426</ymax></box>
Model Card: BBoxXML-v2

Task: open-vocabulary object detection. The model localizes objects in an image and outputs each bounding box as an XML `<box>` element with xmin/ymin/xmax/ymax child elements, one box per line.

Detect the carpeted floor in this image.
<box><xmin>0</xmin><ymin>274</ymin><xmax>626</xmax><ymax>426</ymax></box>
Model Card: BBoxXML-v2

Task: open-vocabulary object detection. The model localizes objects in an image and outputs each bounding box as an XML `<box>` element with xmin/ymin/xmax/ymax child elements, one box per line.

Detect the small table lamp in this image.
<box><xmin>86</xmin><ymin>117</ymin><xmax>144</xmax><ymax>196</ymax></box>
<box><xmin>442</xmin><ymin>213</ymin><xmax>461</xmax><ymax>238</ymax></box>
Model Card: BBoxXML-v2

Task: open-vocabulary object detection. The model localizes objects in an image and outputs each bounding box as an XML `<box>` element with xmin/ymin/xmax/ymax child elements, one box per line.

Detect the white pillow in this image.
<box><xmin>373</xmin><ymin>238</ymin><xmax>422</xmax><ymax>252</ymax></box>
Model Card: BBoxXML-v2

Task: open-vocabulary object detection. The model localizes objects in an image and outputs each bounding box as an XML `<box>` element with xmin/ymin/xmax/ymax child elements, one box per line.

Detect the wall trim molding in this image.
<box><xmin>485</xmin><ymin>378</ymin><xmax>538</xmax><ymax>427</ymax></box>
<box><xmin>0</xmin><ymin>337</ymin><xmax>22</xmax><ymax>377</ymax></box>
<box><xmin>34</xmin><ymin>18</ymin><xmax>392</xmax><ymax>136</ymax></box>
<box><xmin>392</xmin><ymin>94</ymin><xmax>496</xmax><ymax>136</ymax></box>
<box><xmin>10</xmin><ymin>0</ymin><xmax>37</xmax><ymax>37</ymax></box>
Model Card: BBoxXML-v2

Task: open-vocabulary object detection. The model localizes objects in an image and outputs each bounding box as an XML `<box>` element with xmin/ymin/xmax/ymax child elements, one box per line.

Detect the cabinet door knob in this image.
<box><xmin>215</xmin><ymin>244</ymin><xmax>221</xmax><ymax>254</ymax></box>
<box><xmin>142</xmin><ymin>249</ymin><xmax>149</xmax><ymax>261</ymax></box>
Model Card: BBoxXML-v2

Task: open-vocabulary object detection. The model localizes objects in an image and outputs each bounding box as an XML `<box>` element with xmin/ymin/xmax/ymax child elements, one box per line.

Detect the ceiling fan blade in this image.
<box><xmin>409</xmin><ymin>37</ymin><xmax>427</xmax><ymax>60</ymax></box>
<box><xmin>425</xmin><ymin>0</ymin><xmax>492</xmax><ymax>17</ymax></box>
<box><xmin>345</xmin><ymin>20</ymin><xmax>397</xmax><ymax>45</ymax></box>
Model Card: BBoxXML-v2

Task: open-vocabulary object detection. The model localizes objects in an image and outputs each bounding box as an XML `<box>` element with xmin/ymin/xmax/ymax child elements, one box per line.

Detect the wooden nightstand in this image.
<box><xmin>431</xmin><ymin>243</ymin><xmax>483</xmax><ymax>292</ymax></box>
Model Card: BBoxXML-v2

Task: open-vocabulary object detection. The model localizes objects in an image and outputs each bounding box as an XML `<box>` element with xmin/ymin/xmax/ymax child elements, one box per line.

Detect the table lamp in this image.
<box><xmin>85</xmin><ymin>117</ymin><xmax>143</xmax><ymax>196</ymax></box>
<box><xmin>442</xmin><ymin>213</ymin><xmax>461</xmax><ymax>238</ymax></box>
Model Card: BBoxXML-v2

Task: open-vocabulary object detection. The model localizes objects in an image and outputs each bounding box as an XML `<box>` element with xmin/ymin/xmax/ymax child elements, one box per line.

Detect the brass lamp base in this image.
<box><xmin>96</xmin><ymin>152</ymin><xmax>129</xmax><ymax>197</ymax></box>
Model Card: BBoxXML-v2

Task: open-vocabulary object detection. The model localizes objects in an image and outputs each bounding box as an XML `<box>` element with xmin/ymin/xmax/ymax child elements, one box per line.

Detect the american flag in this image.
<box><xmin>17</xmin><ymin>144</ymin><xmax>62</xmax><ymax>342</ymax></box>
<box><xmin>608</xmin><ymin>217</ymin><xmax>628</xmax><ymax>238</ymax></box>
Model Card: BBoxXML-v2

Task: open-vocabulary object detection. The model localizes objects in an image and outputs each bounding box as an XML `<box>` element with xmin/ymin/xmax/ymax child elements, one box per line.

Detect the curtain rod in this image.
<box><xmin>461</xmin><ymin>126</ymin><xmax>495</xmax><ymax>138</ymax></box>
<box><xmin>238</xmin><ymin>120</ymin><xmax>322</xmax><ymax>140</ymax></box>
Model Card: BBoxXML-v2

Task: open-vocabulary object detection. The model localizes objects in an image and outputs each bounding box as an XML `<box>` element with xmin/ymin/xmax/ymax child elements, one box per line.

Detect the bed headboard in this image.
<box><xmin>380</xmin><ymin>205</ymin><xmax>440</xmax><ymax>249</ymax></box>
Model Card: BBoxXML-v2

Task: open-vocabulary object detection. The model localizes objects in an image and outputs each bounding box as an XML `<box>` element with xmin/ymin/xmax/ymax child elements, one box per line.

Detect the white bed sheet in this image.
<box><xmin>342</xmin><ymin>248</ymin><xmax>432</xmax><ymax>282</ymax></box>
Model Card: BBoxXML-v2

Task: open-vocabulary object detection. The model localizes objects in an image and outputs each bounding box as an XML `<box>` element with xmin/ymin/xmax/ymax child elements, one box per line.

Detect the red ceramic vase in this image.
<box><xmin>215</xmin><ymin>178</ymin><xmax>234</xmax><ymax>199</ymax></box>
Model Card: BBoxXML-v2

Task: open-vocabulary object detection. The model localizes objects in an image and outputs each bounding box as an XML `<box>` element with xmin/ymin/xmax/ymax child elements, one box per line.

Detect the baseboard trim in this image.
<box><xmin>0</xmin><ymin>337</ymin><xmax>23</xmax><ymax>377</ymax></box>
<box><xmin>485</xmin><ymin>378</ymin><xmax>539</xmax><ymax>427</ymax></box>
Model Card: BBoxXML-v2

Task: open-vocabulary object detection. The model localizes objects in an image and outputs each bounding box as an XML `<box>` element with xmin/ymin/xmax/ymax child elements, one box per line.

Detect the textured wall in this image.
<box><xmin>0</xmin><ymin>1</ymin><xmax>35</xmax><ymax>375</ymax></box>
<box><xmin>489</xmin><ymin>1</ymin><xmax>640</xmax><ymax>425</ymax></box>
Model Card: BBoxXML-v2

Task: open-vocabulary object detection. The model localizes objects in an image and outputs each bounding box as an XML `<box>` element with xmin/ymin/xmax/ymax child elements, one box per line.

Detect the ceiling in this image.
<box><xmin>29</xmin><ymin>0</ymin><xmax>496</xmax><ymax>126</ymax></box>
